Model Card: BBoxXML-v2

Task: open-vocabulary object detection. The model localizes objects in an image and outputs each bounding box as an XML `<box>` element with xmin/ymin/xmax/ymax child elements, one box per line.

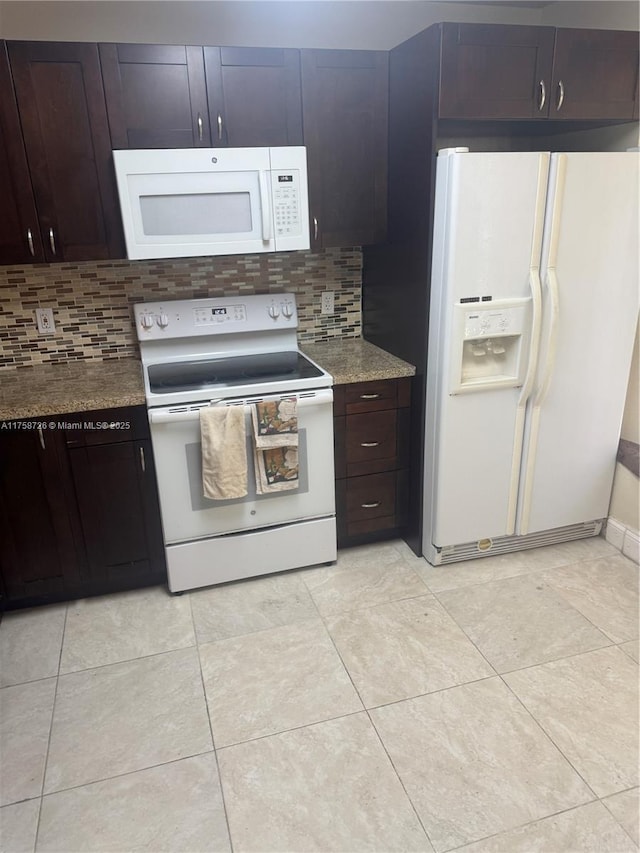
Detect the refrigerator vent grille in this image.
<box><xmin>436</xmin><ymin>521</ymin><xmax>603</xmax><ymax>564</ymax></box>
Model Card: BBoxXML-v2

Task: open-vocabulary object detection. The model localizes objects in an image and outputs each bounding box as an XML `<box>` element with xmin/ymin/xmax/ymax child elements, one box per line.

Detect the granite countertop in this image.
<box><xmin>0</xmin><ymin>359</ymin><xmax>146</xmax><ymax>420</ymax></box>
<box><xmin>0</xmin><ymin>339</ymin><xmax>415</xmax><ymax>421</ymax></box>
<box><xmin>302</xmin><ymin>338</ymin><xmax>415</xmax><ymax>385</ymax></box>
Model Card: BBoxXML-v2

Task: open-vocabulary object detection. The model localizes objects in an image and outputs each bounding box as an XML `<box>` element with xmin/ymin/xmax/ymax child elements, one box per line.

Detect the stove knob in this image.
<box><xmin>282</xmin><ymin>304</ymin><xmax>293</xmax><ymax>319</ymax></box>
<box><xmin>140</xmin><ymin>314</ymin><xmax>154</xmax><ymax>330</ymax></box>
<box><xmin>268</xmin><ymin>305</ymin><xmax>280</xmax><ymax>319</ymax></box>
<box><xmin>157</xmin><ymin>313</ymin><xmax>169</xmax><ymax>328</ymax></box>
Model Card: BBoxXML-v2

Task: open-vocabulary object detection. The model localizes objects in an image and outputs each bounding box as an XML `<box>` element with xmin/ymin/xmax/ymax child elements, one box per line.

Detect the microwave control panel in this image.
<box><xmin>272</xmin><ymin>171</ymin><xmax>301</xmax><ymax>237</ymax></box>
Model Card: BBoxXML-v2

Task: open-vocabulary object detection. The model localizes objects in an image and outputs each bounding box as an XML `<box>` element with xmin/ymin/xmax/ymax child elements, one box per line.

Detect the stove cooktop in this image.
<box><xmin>147</xmin><ymin>351</ymin><xmax>325</xmax><ymax>396</ymax></box>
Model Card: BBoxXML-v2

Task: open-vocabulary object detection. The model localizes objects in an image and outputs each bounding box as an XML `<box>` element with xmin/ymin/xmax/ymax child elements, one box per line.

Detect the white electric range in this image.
<box><xmin>135</xmin><ymin>293</ymin><xmax>336</xmax><ymax>593</ymax></box>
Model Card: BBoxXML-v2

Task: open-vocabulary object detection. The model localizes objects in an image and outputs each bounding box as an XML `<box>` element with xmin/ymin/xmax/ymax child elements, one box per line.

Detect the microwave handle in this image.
<box><xmin>258</xmin><ymin>170</ymin><xmax>272</xmax><ymax>242</ymax></box>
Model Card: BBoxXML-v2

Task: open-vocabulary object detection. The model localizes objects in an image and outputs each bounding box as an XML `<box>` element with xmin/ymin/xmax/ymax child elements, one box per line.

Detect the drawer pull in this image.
<box><xmin>360</xmin><ymin>441</ymin><xmax>380</xmax><ymax>448</ymax></box>
<box><xmin>359</xmin><ymin>393</ymin><xmax>380</xmax><ymax>400</ymax></box>
<box><xmin>361</xmin><ymin>501</ymin><xmax>381</xmax><ymax>509</ymax></box>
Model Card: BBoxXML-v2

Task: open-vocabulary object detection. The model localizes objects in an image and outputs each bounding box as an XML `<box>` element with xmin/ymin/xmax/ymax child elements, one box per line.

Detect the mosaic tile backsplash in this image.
<box><xmin>0</xmin><ymin>248</ymin><xmax>362</xmax><ymax>369</ymax></box>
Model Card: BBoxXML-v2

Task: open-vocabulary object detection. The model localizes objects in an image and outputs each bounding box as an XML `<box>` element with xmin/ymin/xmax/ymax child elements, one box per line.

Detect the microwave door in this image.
<box><xmin>123</xmin><ymin>169</ymin><xmax>275</xmax><ymax>259</ymax></box>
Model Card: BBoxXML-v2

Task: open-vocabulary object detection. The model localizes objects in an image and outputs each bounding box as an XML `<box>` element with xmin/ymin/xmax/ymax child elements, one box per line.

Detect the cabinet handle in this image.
<box><xmin>48</xmin><ymin>227</ymin><xmax>57</xmax><ymax>256</ymax></box>
<box><xmin>538</xmin><ymin>79</ymin><xmax>546</xmax><ymax>111</ymax></box>
<box><xmin>139</xmin><ymin>446</ymin><xmax>146</xmax><ymax>473</ymax></box>
<box><xmin>361</xmin><ymin>501</ymin><xmax>381</xmax><ymax>509</ymax></box>
<box><xmin>359</xmin><ymin>393</ymin><xmax>380</xmax><ymax>400</ymax></box>
<box><xmin>217</xmin><ymin>113</ymin><xmax>223</xmax><ymax>141</ymax></box>
<box><xmin>27</xmin><ymin>228</ymin><xmax>35</xmax><ymax>257</ymax></box>
<box><xmin>197</xmin><ymin>113</ymin><xmax>204</xmax><ymax>142</ymax></box>
<box><xmin>360</xmin><ymin>441</ymin><xmax>380</xmax><ymax>448</ymax></box>
<box><xmin>37</xmin><ymin>426</ymin><xmax>45</xmax><ymax>450</ymax></box>
<box><xmin>556</xmin><ymin>80</ymin><xmax>565</xmax><ymax>111</ymax></box>
<box><xmin>313</xmin><ymin>216</ymin><xmax>318</xmax><ymax>241</ymax></box>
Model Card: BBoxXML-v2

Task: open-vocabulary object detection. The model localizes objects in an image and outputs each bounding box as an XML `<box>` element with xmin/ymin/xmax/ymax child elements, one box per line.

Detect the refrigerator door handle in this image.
<box><xmin>532</xmin><ymin>267</ymin><xmax>561</xmax><ymax>410</ymax></box>
<box><xmin>519</xmin><ymin>154</ymin><xmax>567</xmax><ymax>535</ymax></box>
<box><xmin>505</xmin><ymin>152</ymin><xmax>550</xmax><ymax>534</ymax></box>
<box><xmin>531</xmin><ymin>154</ymin><xmax>567</xmax><ymax>411</ymax></box>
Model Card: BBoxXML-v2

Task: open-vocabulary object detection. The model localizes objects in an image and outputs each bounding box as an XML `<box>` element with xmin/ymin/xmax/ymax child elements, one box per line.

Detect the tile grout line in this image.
<box><xmin>364</xmin><ymin>704</ymin><xmax>437</xmax><ymax>850</ymax></box>
<box><xmin>429</xmin><ymin>559</ymin><xmax>614</xmax><ymax>804</ymax></box>
<box><xmin>599</xmin><ymin>787</ymin><xmax>640</xmax><ymax>848</ymax></box>
<box><xmin>190</xmin><ymin>590</ymin><xmax>235</xmax><ymax>853</ymax></box>
<box><xmin>303</xmin><ymin>560</ymin><xmax>437</xmax><ymax>850</ymax></box>
<box><xmin>411</xmin><ymin>553</ymin><xmax>630</xmax><ymax>844</ymax></box>
<box><xmin>442</xmin><ymin>798</ymin><xmax>606</xmax><ymax>853</ymax></box>
<box><xmin>33</xmin><ymin>602</ymin><xmax>69</xmax><ymax>852</ymax></box>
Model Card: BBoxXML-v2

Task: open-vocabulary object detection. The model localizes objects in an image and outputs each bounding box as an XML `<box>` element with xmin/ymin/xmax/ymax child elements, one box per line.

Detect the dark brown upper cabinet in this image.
<box><xmin>439</xmin><ymin>23</ymin><xmax>556</xmax><ymax>120</ymax></box>
<box><xmin>301</xmin><ymin>49</ymin><xmax>388</xmax><ymax>249</ymax></box>
<box><xmin>100</xmin><ymin>43</ymin><xmax>303</xmax><ymax>150</ymax></box>
<box><xmin>438</xmin><ymin>23</ymin><xmax>639</xmax><ymax>122</ymax></box>
<box><xmin>7</xmin><ymin>41</ymin><xmax>123</xmax><ymax>262</ymax></box>
<box><xmin>549</xmin><ymin>28</ymin><xmax>639</xmax><ymax>120</ymax></box>
<box><xmin>204</xmin><ymin>47</ymin><xmax>303</xmax><ymax>147</ymax></box>
<box><xmin>100</xmin><ymin>43</ymin><xmax>211</xmax><ymax>148</ymax></box>
<box><xmin>0</xmin><ymin>42</ymin><xmax>44</xmax><ymax>264</ymax></box>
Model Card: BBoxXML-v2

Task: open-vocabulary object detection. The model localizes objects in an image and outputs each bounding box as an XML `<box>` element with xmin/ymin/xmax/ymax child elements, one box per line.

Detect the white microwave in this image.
<box><xmin>113</xmin><ymin>146</ymin><xmax>310</xmax><ymax>260</ymax></box>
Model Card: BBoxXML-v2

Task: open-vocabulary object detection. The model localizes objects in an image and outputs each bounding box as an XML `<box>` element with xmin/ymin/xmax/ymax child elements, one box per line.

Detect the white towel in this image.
<box><xmin>200</xmin><ymin>406</ymin><xmax>247</xmax><ymax>500</ymax></box>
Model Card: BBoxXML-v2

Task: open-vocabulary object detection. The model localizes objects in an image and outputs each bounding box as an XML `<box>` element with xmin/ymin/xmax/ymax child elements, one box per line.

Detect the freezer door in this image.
<box><xmin>423</xmin><ymin>150</ymin><xmax>550</xmax><ymax>551</ymax></box>
<box><xmin>517</xmin><ymin>151</ymin><xmax>639</xmax><ymax>534</ymax></box>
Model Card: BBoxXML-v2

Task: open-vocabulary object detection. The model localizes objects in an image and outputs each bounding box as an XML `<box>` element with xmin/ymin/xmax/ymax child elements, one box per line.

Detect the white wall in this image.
<box><xmin>0</xmin><ymin>1</ymin><xmax>545</xmax><ymax>48</ymax></box>
<box><xmin>541</xmin><ymin>1</ymin><xmax>639</xmax><ymax>30</ymax></box>
<box><xmin>1</xmin><ymin>1</ymin><xmax>636</xmax><ymax>48</ymax></box>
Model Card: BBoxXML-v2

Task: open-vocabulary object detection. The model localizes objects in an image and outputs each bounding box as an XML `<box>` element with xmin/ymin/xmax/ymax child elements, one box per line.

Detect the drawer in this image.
<box><xmin>345</xmin><ymin>380</ymin><xmax>397</xmax><ymax>414</ymax></box>
<box><xmin>333</xmin><ymin>377</ymin><xmax>411</xmax><ymax>417</ymax></box>
<box><xmin>336</xmin><ymin>469</ymin><xmax>409</xmax><ymax>543</ymax></box>
<box><xmin>346</xmin><ymin>471</ymin><xmax>396</xmax><ymax>523</ymax></box>
<box><xmin>345</xmin><ymin>409</ymin><xmax>397</xmax><ymax>475</ymax></box>
<box><xmin>61</xmin><ymin>406</ymin><xmax>149</xmax><ymax>447</ymax></box>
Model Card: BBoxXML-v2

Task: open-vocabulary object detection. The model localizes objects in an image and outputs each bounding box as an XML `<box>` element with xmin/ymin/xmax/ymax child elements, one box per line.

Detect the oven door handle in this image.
<box><xmin>148</xmin><ymin>389</ymin><xmax>334</xmax><ymax>425</ymax></box>
<box><xmin>149</xmin><ymin>409</ymin><xmax>202</xmax><ymax>424</ymax></box>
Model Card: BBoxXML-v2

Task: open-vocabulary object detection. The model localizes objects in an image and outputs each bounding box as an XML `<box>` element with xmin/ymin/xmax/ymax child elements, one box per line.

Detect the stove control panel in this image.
<box><xmin>194</xmin><ymin>304</ymin><xmax>247</xmax><ymax>326</ymax></box>
<box><xmin>134</xmin><ymin>294</ymin><xmax>298</xmax><ymax>340</ymax></box>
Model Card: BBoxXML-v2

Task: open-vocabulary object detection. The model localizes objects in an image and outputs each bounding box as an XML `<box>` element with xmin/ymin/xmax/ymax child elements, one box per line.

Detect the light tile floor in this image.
<box><xmin>0</xmin><ymin>537</ymin><xmax>638</xmax><ymax>853</ymax></box>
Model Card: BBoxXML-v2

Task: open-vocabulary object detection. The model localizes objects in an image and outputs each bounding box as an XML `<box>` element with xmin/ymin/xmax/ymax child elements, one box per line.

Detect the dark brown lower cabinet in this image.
<box><xmin>0</xmin><ymin>424</ymin><xmax>83</xmax><ymax>603</ymax></box>
<box><xmin>0</xmin><ymin>406</ymin><xmax>166</xmax><ymax>610</ymax></box>
<box><xmin>333</xmin><ymin>378</ymin><xmax>411</xmax><ymax>547</ymax></box>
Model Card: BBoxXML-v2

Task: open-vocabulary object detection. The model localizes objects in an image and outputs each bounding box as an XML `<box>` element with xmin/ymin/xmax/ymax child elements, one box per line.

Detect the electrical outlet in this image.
<box><xmin>35</xmin><ymin>307</ymin><xmax>55</xmax><ymax>336</ymax></box>
<box><xmin>321</xmin><ymin>291</ymin><xmax>335</xmax><ymax>314</ymax></box>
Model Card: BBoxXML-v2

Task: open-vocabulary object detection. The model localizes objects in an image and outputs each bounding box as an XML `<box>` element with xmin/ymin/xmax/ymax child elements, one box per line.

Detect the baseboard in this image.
<box><xmin>606</xmin><ymin>517</ymin><xmax>640</xmax><ymax>564</ymax></box>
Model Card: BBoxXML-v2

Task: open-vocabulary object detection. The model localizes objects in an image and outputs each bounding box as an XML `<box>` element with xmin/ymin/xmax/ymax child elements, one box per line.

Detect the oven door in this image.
<box><xmin>148</xmin><ymin>389</ymin><xmax>335</xmax><ymax>544</ymax></box>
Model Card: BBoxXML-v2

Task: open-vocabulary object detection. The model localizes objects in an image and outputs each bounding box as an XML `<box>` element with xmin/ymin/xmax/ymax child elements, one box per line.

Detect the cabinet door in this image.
<box><xmin>550</xmin><ymin>29</ymin><xmax>639</xmax><ymax>120</ymax></box>
<box><xmin>100</xmin><ymin>43</ymin><xmax>211</xmax><ymax>148</ymax></box>
<box><xmin>301</xmin><ymin>49</ymin><xmax>388</xmax><ymax>249</ymax></box>
<box><xmin>204</xmin><ymin>47</ymin><xmax>302</xmax><ymax>147</ymax></box>
<box><xmin>0</xmin><ymin>426</ymin><xmax>82</xmax><ymax>605</ymax></box>
<box><xmin>7</xmin><ymin>41</ymin><xmax>123</xmax><ymax>262</ymax></box>
<box><xmin>439</xmin><ymin>23</ymin><xmax>555</xmax><ymax>119</ymax></box>
<box><xmin>68</xmin><ymin>438</ymin><xmax>165</xmax><ymax>586</ymax></box>
<box><xmin>0</xmin><ymin>43</ymin><xmax>44</xmax><ymax>264</ymax></box>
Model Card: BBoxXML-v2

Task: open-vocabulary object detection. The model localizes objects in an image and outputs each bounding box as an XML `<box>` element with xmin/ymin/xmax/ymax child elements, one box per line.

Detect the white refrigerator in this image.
<box><xmin>422</xmin><ymin>148</ymin><xmax>639</xmax><ymax>565</ymax></box>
